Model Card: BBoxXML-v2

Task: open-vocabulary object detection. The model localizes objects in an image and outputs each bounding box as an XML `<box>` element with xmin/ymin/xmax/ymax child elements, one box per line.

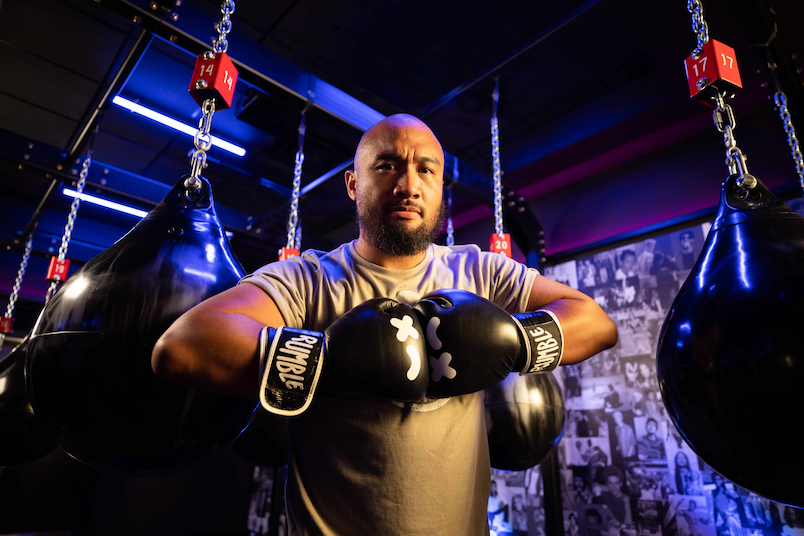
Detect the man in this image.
<box><xmin>592</xmin><ymin>470</ymin><xmax>633</xmax><ymax>526</ymax></box>
<box><xmin>584</xmin><ymin>508</ymin><xmax>606</xmax><ymax>536</ymax></box>
<box><xmin>678</xmin><ymin>230</ymin><xmax>697</xmax><ymax>270</ymax></box>
<box><xmin>614</xmin><ymin>250</ymin><xmax>637</xmax><ymax>280</ymax></box>
<box><xmin>612</xmin><ymin>410</ymin><xmax>637</xmax><ymax>461</ymax></box>
<box><xmin>678</xmin><ymin>499</ymin><xmax>711</xmax><ymax>535</ymax></box>
<box><xmin>637</xmin><ymin>418</ymin><xmax>666</xmax><ymax>460</ymax></box>
<box><xmin>152</xmin><ymin>114</ymin><xmax>617</xmax><ymax>535</ymax></box>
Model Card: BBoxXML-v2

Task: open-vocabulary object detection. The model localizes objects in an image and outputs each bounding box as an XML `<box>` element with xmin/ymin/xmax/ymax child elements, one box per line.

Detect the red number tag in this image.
<box><xmin>489</xmin><ymin>233</ymin><xmax>512</xmax><ymax>258</ymax></box>
<box><xmin>188</xmin><ymin>52</ymin><xmax>239</xmax><ymax>109</ymax></box>
<box><xmin>684</xmin><ymin>40</ymin><xmax>743</xmax><ymax>105</ymax></box>
<box><xmin>278</xmin><ymin>247</ymin><xmax>299</xmax><ymax>261</ymax></box>
<box><xmin>0</xmin><ymin>317</ymin><xmax>13</xmax><ymax>334</ymax></box>
<box><xmin>46</xmin><ymin>257</ymin><xmax>70</xmax><ymax>282</ymax></box>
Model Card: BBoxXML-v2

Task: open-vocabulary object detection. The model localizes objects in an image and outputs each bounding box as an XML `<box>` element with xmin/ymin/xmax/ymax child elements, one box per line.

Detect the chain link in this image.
<box><xmin>187</xmin><ymin>98</ymin><xmax>216</xmax><ymax>196</ymax></box>
<box><xmin>286</xmin><ymin>111</ymin><xmax>307</xmax><ymax>250</ymax></box>
<box><xmin>773</xmin><ymin>91</ymin><xmax>804</xmax><ymax>188</ymax></box>
<box><xmin>447</xmin><ymin>157</ymin><xmax>458</xmax><ymax>247</ymax></box>
<box><xmin>490</xmin><ymin>80</ymin><xmax>504</xmax><ymax>238</ymax></box>
<box><xmin>287</xmin><ymin>150</ymin><xmax>304</xmax><ymax>249</ymax></box>
<box><xmin>213</xmin><ymin>0</ymin><xmax>235</xmax><ymax>54</ymax></box>
<box><xmin>45</xmin><ymin>152</ymin><xmax>92</xmax><ymax>302</ymax></box>
<box><xmin>0</xmin><ymin>233</ymin><xmax>34</xmax><ymax>348</ymax></box>
<box><xmin>687</xmin><ymin>0</ymin><xmax>710</xmax><ymax>59</ymax></box>
<box><xmin>446</xmin><ymin>187</ymin><xmax>454</xmax><ymax>247</ymax></box>
<box><xmin>713</xmin><ymin>93</ymin><xmax>755</xmax><ymax>189</ymax></box>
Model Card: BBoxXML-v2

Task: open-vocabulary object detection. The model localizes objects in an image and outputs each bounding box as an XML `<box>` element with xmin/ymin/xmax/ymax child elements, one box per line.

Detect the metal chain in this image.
<box><xmin>490</xmin><ymin>79</ymin><xmax>504</xmax><ymax>238</ymax></box>
<box><xmin>713</xmin><ymin>93</ymin><xmax>756</xmax><ymax>189</ymax></box>
<box><xmin>0</xmin><ymin>233</ymin><xmax>33</xmax><ymax>347</ymax></box>
<box><xmin>286</xmin><ymin>113</ymin><xmax>306</xmax><ymax>250</ymax></box>
<box><xmin>45</xmin><ymin>152</ymin><xmax>92</xmax><ymax>302</ymax></box>
<box><xmin>213</xmin><ymin>0</ymin><xmax>235</xmax><ymax>54</ymax></box>
<box><xmin>186</xmin><ymin>98</ymin><xmax>216</xmax><ymax>197</ymax></box>
<box><xmin>773</xmin><ymin>91</ymin><xmax>804</xmax><ymax>188</ymax></box>
<box><xmin>447</xmin><ymin>157</ymin><xmax>458</xmax><ymax>247</ymax></box>
<box><xmin>687</xmin><ymin>0</ymin><xmax>710</xmax><ymax>59</ymax></box>
<box><xmin>446</xmin><ymin>187</ymin><xmax>454</xmax><ymax>247</ymax></box>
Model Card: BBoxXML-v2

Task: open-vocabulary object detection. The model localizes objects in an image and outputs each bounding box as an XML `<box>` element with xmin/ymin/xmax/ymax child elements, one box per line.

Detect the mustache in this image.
<box><xmin>384</xmin><ymin>201</ymin><xmax>424</xmax><ymax>214</ymax></box>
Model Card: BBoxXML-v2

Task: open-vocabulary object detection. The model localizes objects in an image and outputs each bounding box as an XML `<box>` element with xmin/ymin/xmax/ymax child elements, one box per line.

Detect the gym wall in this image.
<box><xmin>543</xmin><ymin>216</ymin><xmax>804</xmax><ymax>536</ymax></box>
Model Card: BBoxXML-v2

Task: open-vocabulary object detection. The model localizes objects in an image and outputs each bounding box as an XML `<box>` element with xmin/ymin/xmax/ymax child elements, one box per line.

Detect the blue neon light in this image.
<box><xmin>112</xmin><ymin>96</ymin><xmax>246</xmax><ymax>157</ymax></box>
<box><xmin>63</xmin><ymin>188</ymin><xmax>149</xmax><ymax>218</ymax></box>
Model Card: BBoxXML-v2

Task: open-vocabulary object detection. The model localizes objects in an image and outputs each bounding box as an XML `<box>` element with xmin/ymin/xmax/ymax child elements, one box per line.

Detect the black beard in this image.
<box><xmin>357</xmin><ymin>200</ymin><xmax>446</xmax><ymax>257</ymax></box>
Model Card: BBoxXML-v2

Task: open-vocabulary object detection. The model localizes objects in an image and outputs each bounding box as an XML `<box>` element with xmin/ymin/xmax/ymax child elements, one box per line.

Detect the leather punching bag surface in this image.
<box><xmin>26</xmin><ymin>175</ymin><xmax>257</xmax><ymax>473</ymax></box>
<box><xmin>657</xmin><ymin>175</ymin><xmax>804</xmax><ymax>507</ymax></box>
<box><xmin>0</xmin><ymin>337</ymin><xmax>56</xmax><ymax>465</ymax></box>
<box><xmin>230</xmin><ymin>408</ymin><xmax>289</xmax><ymax>468</ymax></box>
<box><xmin>485</xmin><ymin>371</ymin><xmax>566</xmax><ymax>471</ymax></box>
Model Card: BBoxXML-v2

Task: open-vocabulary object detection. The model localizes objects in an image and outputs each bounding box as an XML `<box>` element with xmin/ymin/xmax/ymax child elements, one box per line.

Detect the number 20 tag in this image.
<box><xmin>489</xmin><ymin>233</ymin><xmax>512</xmax><ymax>258</ymax></box>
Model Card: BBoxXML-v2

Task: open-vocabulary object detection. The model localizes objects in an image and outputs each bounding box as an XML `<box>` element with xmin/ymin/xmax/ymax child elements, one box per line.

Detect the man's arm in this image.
<box><xmin>525</xmin><ymin>275</ymin><xmax>618</xmax><ymax>366</ymax></box>
<box><xmin>151</xmin><ymin>283</ymin><xmax>285</xmax><ymax>396</ymax></box>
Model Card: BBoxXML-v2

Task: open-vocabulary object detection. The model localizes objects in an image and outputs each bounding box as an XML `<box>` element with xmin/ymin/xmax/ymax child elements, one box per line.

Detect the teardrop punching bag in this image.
<box><xmin>485</xmin><ymin>371</ymin><xmax>566</xmax><ymax>471</ymax></box>
<box><xmin>25</xmin><ymin>175</ymin><xmax>257</xmax><ymax>473</ymax></box>
<box><xmin>0</xmin><ymin>337</ymin><xmax>56</xmax><ymax>465</ymax></box>
<box><xmin>657</xmin><ymin>175</ymin><xmax>804</xmax><ymax>507</ymax></box>
<box><xmin>230</xmin><ymin>408</ymin><xmax>289</xmax><ymax>468</ymax></box>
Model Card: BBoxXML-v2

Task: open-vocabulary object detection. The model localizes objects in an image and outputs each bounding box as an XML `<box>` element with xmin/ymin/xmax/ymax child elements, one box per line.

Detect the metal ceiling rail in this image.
<box><xmin>96</xmin><ymin>0</ymin><xmax>385</xmax><ymax>132</ymax></box>
<box><xmin>417</xmin><ymin>0</ymin><xmax>605</xmax><ymax>119</ymax></box>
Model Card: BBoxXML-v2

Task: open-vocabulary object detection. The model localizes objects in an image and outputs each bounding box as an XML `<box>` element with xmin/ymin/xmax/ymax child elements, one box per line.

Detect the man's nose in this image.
<box><xmin>393</xmin><ymin>166</ymin><xmax>422</xmax><ymax>198</ymax></box>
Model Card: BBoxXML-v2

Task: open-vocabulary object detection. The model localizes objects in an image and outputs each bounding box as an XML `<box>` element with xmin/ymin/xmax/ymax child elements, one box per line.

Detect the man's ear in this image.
<box><xmin>345</xmin><ymin>170</ymin><xmax>357</xmax><ymax>201</ymax></box>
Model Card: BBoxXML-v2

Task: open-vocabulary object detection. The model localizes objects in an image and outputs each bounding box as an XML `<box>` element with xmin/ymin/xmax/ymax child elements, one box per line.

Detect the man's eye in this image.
<box><xmin>378</xmin><ymin>163</ymin><xmax>396</xmax><ymax>170</ymax></box>
<box><xmin>419</xmin><ymin>167</ymin><xmax>433</xmax><ymax>174</ymax></box>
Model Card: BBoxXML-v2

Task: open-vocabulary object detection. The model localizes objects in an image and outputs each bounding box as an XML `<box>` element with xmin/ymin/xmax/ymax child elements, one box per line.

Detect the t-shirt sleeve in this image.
<box><xmin>238</xmin><ymin>256</ymin><xmax>314</xmax><ymax>329</ymax></box>
<box><xmin>481</xmin><ymin>252</ymin><xmax>539</xmax><ymax>314</ymax></box>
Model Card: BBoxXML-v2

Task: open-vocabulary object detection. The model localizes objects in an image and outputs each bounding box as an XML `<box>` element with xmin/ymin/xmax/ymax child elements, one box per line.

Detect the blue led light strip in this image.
<box><xmin>63</xmin><ymin>188</ymin><xmax>149</xmax><ymax>218</ymax></box>
<box><xmin>112</xmin><ymin>96</ymin><xmax>246</xmax><ymax>157</ymax></box>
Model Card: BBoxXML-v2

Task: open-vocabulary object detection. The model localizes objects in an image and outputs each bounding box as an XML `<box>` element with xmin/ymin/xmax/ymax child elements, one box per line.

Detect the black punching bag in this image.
<box><xmin>657</xmin><ymin>175</ymin><xmax>804</xmax><ymax>507</ymax></box>
<box><xmin>25</xmin><ymin>175</ymin><xmax>257</xmax><ymax>473</ymax></box>
<box><xmin>0</xmin><ymin>337</ymin><xmax>56</xmax><ymax>465</ymax></box>
<box><xmin>230</xmin><ymin>408</ymin><xmax>290</xmax><ymax>468</ymax></box>
<box><xmin>485</xmin><ymin>371</ymin><xmax>566</xmax><ymax>471</ymax></box>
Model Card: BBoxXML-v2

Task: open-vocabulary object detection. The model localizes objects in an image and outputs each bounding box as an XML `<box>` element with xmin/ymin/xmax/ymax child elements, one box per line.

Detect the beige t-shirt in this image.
<box><xmin>241</xmin><ymin>240</ymin><xmax>539</xmax><ymax>536</ymax></box>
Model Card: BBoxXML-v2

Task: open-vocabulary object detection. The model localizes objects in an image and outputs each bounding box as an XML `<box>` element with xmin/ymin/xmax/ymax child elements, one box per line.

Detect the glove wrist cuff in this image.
<box><xmin>259</xmin><ymin>326</ymin><xmax>325</xmax><ymax>416</ymax></box>
<box><xmin>512</xmin><ymin>309</ymin><xmax>564</xmax><ymax>374</ymax></box>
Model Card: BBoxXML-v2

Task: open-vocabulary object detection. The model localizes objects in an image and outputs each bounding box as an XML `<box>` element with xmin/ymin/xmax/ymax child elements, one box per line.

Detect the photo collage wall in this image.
<box><xmin>544</xmin><ymin>221</ymin><xmax>804</xmax><ymax>536</ymax></box>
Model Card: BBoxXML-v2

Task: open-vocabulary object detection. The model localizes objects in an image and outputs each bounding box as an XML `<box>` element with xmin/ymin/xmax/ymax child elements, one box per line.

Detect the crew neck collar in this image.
<box><xmin>347</xmin><ymin>240</ymin><xmax>434</xmax><ymax>274</ymax></box>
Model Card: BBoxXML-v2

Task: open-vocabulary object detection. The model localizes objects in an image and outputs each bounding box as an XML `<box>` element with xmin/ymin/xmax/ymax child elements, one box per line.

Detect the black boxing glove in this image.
<box><xmin>414</xmin><ymin>289</ymin><xmax>521</xmax><ymax>398</ymax></box>
<box><xmin>258</xmin><ymin>298</ymin><xmax>429</xmax><ymax>416</ymax></box>
<box><xmin>414</xmin><ymin>289</ymin><xmax>564</xmax><ymax>398</ymax></box>
<box><xmin>511</xmin><ymin>309</ymin><xmax>564</xmax><ymax>374</ymax></box>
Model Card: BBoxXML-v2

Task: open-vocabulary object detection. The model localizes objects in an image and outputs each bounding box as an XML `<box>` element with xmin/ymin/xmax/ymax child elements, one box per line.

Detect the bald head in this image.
<box><xmin>354</xmin><ymin>114</ymin><xmax>444</xmax><ymax>172</ymax></box>
<box><xmin>344</xmin><ymin>113</ymin><xmax>446</xmax><ymax>262</ymax></box>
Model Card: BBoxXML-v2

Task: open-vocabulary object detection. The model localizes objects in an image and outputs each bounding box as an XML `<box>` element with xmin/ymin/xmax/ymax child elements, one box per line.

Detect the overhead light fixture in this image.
<box><xmin>63</xmin><ymin>188</ymin><xmax>149</xmax><ymax>218</ymax></box>
<box><xmin>112</xmin><ymin>96</ymin><xmax>246</xmax><ymax>157</ymax></box>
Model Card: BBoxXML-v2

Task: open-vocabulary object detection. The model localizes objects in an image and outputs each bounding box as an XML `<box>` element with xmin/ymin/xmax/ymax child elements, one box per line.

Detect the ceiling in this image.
<box><xmin>1</xmin><ymin>0</ymin><xmax>803</xmax><ymax>307</ymax></box>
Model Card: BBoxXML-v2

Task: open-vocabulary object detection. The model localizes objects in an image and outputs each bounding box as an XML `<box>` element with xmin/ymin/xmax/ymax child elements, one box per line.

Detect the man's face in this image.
<box><xmin>622</xmin><ymin>254</ymin><xmax>636</xmax><ymax>272</ymax></box>
<box><xmin>680</xmin><ymin>233</ymin><xmax>695</xmax><ymax>254</ymax></box>
<box><xmin>607</xmin><ymin>476</ymin><xmax>622</xmax><ymax>494</ymax></box>
<box><xmin>346</xmin><ymin>119</ymin><xmax>445</xmax><ymax>256</ymax></box>
<box><xmin>646</xmin><ymin>420</ymin><xmax>657</xmax><ymax>434</ymax></box>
